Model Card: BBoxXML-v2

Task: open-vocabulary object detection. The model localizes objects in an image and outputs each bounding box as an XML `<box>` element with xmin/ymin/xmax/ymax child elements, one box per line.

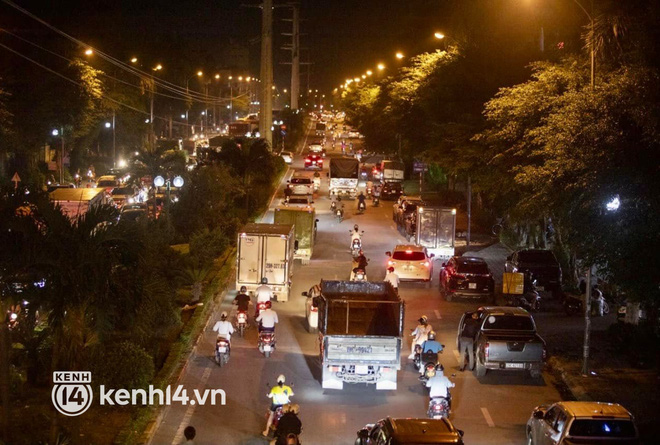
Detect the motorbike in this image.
<box><xmin>330</xmin><ymin>200</ymin><xmax>337</xmax><ymax>212</ymax></box>
<box><xmin>267</xmin><ymin>405</ymin><xmax>285</xmax><ymax>436</ymax></box>
<box><xmin>258</xmin><ymin>329</ymin><xmax>276</xmax><ymax>358</ymax></box>
<box><xmin>236</xmin><ymin>310</ymin><xmax>248</xmax><ymax>337</ymax></box>
<box><xmin>357</xmin><ymin>200</ymin><xmax>366</xmax><ymax>214</ymax></box>
<box><xmin>373</xmin><ymin>195</ymin><xmax>380</xmax><ymax>207</ymax></box>
<box><xmin>256</xmin><ymin>301</ymin><xmax>269</xmax><ymax>317</ymax></box>
<box><xmin>283</xmin><ymin>433</ymin><xmax>300</xmax><ymax>445</ymax></box>
<box><xmin>351</xmin><ymin>268</ymin><xmax>367</xmax><ymax>281</ymax></box>
<box><xmin>428</xmin><ymin>396</ymin><xmax>451</xmax><ymax>419</ymax></box>
<box><xmin>564</xmin><ymin>294</ymin><xmax>610</xmax><ymax>316</ymax></box>
<box><xmin>507</xmin><ymin>276</ymin><xmax>541</xmax><ymax>312</ymax></box>
<box><xmin>215</xmin><ymin>336</ymin><xmax>230</xmax><ymax>367</ymax></box>
<box><xmin>351</xmin><ymin>238</ymin><xmax>362</xmax><ymax>257</ymax></box>
<box><xmin>335</xmin><ymin>205</ymin><xmax>344</xmax><ymax>222</ymax></box>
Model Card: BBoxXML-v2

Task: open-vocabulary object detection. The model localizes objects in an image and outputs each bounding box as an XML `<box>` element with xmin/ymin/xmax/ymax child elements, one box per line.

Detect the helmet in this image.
<box><xmin>359</xmin><ymin>249</ymin><xmax>364</xmax><ymax>255</ymax></box>
<box><xmin>354</xmin><ymin>224</ymin><xmax>359</xmax><ymax>231</ymax></box>
<box><xmin>419</xmin><ymin>315</ymin><xmax>428</xmax><ymax>324</ymax></box>
<box><xmin>240</xmin><ymin>286</ymin><xmax>247</xmax><ymax>293</ymax></box>
<box><xmin>221</xmin><ymin>311</ymin><xmax>228</xmax><ymax>320</ymax></box>
<box><xmin>277</xmin><ymin>374</ymin><xmax>286</xmax><ymax>384</ymax></box>
<box><xmin>261</xmin><ymin>277</ymin><xmax>268</xmax><ymax>284</ymax></box>
<box><xmin>265</xmin><ymin>301</ymin><xmax>272</xmax><ymax>309</ymax></box>
<box><xmin>428</xmin><ymin>331</ymin><xmax>436</xmax><ymax>341</ymax></box>
<box><xmin>388</xmin><ymin>266</ymin><xmax>394</xmax><ymax>272</ymax></box>
<box><xmin>435</xmin><ymin>364</ymin><xmax>444</xmax><ymax>372</ymax></box>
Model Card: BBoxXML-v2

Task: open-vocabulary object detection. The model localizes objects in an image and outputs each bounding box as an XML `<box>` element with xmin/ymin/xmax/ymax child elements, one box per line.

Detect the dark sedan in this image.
<box><xmin>440</xmin><ymin>256</ymin><xmax>495</xmax><ymax>302</ymax></box>
<box><xmin>380</xmin><ymin>182</ymin><xmax>403</xmax><ymax>200</ymax></box>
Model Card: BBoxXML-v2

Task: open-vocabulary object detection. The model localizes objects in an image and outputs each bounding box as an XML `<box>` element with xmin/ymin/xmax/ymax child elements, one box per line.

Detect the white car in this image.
<box><xmin>288</xmin><ymin>172</ymin><xmax>314</xmax><ymax>196</ymax></box>
<box><xmin>386</xmin><ymin>245</ymin><xmax>435</xmax><ymax>284</ymax></box>
<box><xmin>280</xmin><ymin>151</ymin><xmax>293</xmax><ymax>164</ymax></box>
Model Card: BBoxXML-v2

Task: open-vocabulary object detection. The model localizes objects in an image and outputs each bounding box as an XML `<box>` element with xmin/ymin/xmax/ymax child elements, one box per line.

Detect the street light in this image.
<box><xmin>366</xmin><ymin>70</ymin><xmax>373</xmax><ymax>76</ymax></box>
<box><xmin>434</xmin><ymin>32</ymin><xmax>445</xmax><ymax>39</ymax></box>
<box><xmin>606</xmin><ymin>196</ymin><xmax>620</xmax><ymax>212</ymax></box>
<box><xmin>395</xmin><ymin>52</ymin><xmax>404</xmax><ymax>59</ymax></box>
<box><xmin>377</xmin><ymin>63</ymin><xmax>385</xmax><ymax>70</ymax></box>
<box><xmin>84</xmin><ymin>48</ymin><xmax>93</xmax><ymax>56</ymax></box>
<box><xmin>130</xmin><ymin>57</ymin><xmax>138</xmax><ymax>63</ymax></box>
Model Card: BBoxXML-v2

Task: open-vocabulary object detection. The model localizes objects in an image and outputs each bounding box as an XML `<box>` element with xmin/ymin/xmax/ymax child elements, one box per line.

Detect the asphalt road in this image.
<box><xmin>149</xmin><ymin>125</ymin><xmax>563</xmax><ymax>445</ymax></box>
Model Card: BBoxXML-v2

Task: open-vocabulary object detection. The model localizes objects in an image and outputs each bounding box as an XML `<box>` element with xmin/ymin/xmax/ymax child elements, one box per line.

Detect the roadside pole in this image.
<box><xmin>581</xmin><ymin>265</ymin><xmax>593</xmax><ymax>376</ymax></box>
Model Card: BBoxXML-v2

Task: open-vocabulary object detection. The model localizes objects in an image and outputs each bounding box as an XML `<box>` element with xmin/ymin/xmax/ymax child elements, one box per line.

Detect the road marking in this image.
<box><xmin>171</xmin><ymin>366</ymin><xmax>213</xmax><ymax>445</ymax></box>
<box><xmin>452</xmin><ymin>349</ymin><xmax>460</xmax><ymax>361</ymax></box>
<box><xmin>481</xmin><ymin>407</ymin><xmax>495</xmax><ymax>427</ymax></box>
<box><xmin>434</xmin><ymin>309</ymin><xmax>441</xmax><ymax>320</ymax></box>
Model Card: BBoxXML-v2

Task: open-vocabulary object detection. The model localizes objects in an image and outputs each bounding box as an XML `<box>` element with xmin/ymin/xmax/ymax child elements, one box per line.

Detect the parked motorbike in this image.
<box><xmin>564</xmin><ymin>293</ymin><xmax>610</xmax><ymax>316</ymax></box>
<box><xmin>507</xmin><ymin>275</ymin><xmax>542</xmax><ymax>311</ymax></box>
<box><xmin>236</xmin><ymin>310</ymin><xmax>248</xmax><ymax>337</ymax></box>
<box><xmin>215</xmin><ymin>336</ymin><xmax>230</xmax><ymax>367</ymax></box>
<box><xmin>258</xmin><ymin>329</ymin><xmax>276</xmax><ymax>358</ymax></box>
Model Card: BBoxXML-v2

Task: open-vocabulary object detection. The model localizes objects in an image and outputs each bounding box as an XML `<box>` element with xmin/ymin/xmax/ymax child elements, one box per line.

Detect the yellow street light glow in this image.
<box><xmin>215</xmin><ymin>74</ymin><xmax>220</xmax><ymax>79</ymax></box>
<box><xmin>246</xmin><ymin>76</ymin><xmax>251</xmax><ymax>81</ymax></box>
<box><xmin>434</xmin><ymin>32</ymin><xmax>445</xmax><ymax>40</ymax></box>
<box><xmin>238</xmin><ymin>76</ymin><xmax>243</xmax><ymax>81</ymax></box>
<box><xmin>272</xmin><ymin>85</ymin><xmax>276</xmax><ymax>90</ymax></box>
<box><xmin>154</xmin><ymin>64</ymin><xmax>163</xmax><ymax>71</ymax></box>
<box><xmin>228</xmin><ymin>76</ymin><xmax>233</xmax><ymax>80</ymax></box>
<box><xmin>366</xmin><ymin>70</ymin><xmax>373</xmax><ymax>76</ymax></box>
<box><xmin>377</xmin><ymin>63</ymin><xmax>385</xmax><ymax>70</ymax></box>
<box><xmin>283</xmin><ymin>88</ymin><xmax>288</xmax><ymax>93</ymax></box>
<box><xmin>84</xmin><ymin>49</ymin><xmax>93</xmax><ymax>56</ymax></box>
<box><xmin>395</xmin><ymin>52</ymin><xmax>404</xmax><ymax>59</ymax></box>
<box><xmin>353</xmin><ymin>77</ymin><xmax>360</xmax><ymax>82</ymax></box>
<box><xmin>197</xmin><ymin>71</ymin><xmax>203</xmax><ymax>76</ymax></box>
<box><xmin>130</xmin><ymin>57</ymin><xmax>138</xmax><ymax>63</ymax></box>
<box><xmin>308</xmin><ymin>89</ymin><xmax>312</xmax><ymax>93</ymax></box>
<box><xmin>361</xmin><ymin>74</ymin><xmax>366</xmax><ymax>79</ymax></box>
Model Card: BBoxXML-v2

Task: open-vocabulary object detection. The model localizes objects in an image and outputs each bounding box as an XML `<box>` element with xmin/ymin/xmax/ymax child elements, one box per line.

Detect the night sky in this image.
<box><xmin>1</xmin><ymin>0</ymin><xmax>585</xmax><ymax>93</ymax></box>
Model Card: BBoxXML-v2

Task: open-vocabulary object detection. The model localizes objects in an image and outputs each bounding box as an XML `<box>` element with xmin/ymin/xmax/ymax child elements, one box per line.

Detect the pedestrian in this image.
<box><xmin>182</xmin><ymin>425</ymin><xmax>196</xmax><ymax>444</ymax></box>
<box><xmin>385</xmin><ymin>266</ymin><xmax>400</xmax><ymax>293</ymax></box>
<box><xmin>458</xmin><ymin>311</ymin><xmax>481</xmax><ymax>371</ymax></box>
<box><xmin>591</xmin><ymin>285</ymin><xmax>605</xmax><ymax>317</ymax></box>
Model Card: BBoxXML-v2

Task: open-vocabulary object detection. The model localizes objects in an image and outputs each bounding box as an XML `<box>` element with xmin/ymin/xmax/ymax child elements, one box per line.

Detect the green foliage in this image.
<box><xmin>189</xmin><ymin>227</ymin><xmax>229</xmax><ymax>266</ymax></box>
<box><xmin>90</xmin><ymin>341</ymin><xmax>155</xmax><ymax>390</ymax></box>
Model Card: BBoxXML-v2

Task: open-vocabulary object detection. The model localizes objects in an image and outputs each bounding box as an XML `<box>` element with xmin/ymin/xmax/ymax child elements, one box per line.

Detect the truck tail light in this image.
<box><xmin>484</xmin><ymin>342</ymin><xmax>490</xmax><ymax>359</ymax></box>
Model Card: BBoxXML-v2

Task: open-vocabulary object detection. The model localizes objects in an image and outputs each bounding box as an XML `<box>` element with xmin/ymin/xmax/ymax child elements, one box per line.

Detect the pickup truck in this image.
<box><xmin>457</xmin><ymin>306</ymin><xmax>546</xmax><ymax>379</ymax></box>
<box><xmin>505</xmin><ymin>249</ymin><xmax>562</xmax><ymax>297</ymax></box>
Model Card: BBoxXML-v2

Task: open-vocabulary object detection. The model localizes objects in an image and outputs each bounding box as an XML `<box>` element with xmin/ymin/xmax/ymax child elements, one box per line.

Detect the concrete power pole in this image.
<box><xmin>290</xmin><ymin>3</ymin><xmax>300</xmax><ymax>110</ymax></box>
<box><xmin>259</xmin><ymin>0</ymin><xmax>274</xmax><ymax>148</ymax></box>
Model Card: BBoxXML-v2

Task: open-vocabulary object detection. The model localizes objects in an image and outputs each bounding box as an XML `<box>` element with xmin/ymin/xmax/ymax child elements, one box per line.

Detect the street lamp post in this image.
<box><xmin>570</xmin><ymin>0</ymin><xmax>595</xmax><ymax>89</ymax></box>
<box><xmin>51</xmin><ymin>127</ymin><xmax>64</xmax><ymax>183</ymax></box>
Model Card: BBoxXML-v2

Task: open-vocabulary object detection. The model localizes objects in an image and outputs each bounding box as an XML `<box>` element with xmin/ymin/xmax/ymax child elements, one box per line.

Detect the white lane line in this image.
<box><xmin>171</xmin><ymin>366</ymin><xmax>213</xmax><ymax>445</ymax></box>
<box><xmin>481</xmin><ymin>407</ymin><xmax>495</xmax><ymax>427</ymax></box>
<box><xmin>452</xmin><ymin>349</ymin><xmax>460</xmax><ymax>361</ymax></box>
<box><xmin>434</xmin><ymin>309</ymin><xmax>442</xmax><ymax>320</ymax></box>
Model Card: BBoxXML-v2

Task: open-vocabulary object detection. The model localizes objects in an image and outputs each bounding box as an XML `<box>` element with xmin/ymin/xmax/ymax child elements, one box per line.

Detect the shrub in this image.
<box><xmin>189</xmin><ymin>227</ymin><xmax>229</xmax><ymax>266</ymax></box>
<box><xmin>90</xmin><ymin>341</ymin><xmax>155</xmax><ymax>390</ymax></box>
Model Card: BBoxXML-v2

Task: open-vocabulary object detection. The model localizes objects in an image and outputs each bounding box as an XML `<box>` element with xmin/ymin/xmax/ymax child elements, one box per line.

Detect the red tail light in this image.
<box><xmin>484</xmin><ymin>342</ymin><xmax>490</xmax><ymax>359</ymax></box>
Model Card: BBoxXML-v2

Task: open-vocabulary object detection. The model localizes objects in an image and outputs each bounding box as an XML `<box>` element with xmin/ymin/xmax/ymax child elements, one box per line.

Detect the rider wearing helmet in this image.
<box><xmin>212</xmin><ymin>311</ymin><xmax>235</xmax><ymax>343</ymax></box>
<box><xmin>425</xmin><ymin>364</ymin><xmax>454</xmax><ymax>401</ymax></box>
<box><xmin>274</xmin><ymin>403</ymin><xmax>302</xmax><ymax>445</ymax></box>
<box><xmin>351</xmin><ymin>224</ymin><xmax>362</xmax><ymax>241</ymax></box>
<box><xmin>256</xmin><ymin>300</ymin><xmax>279</xmax><ymax>333</ymax></box>
<box><xmin>233</xmin><ymin>285</ymin><xmax>252</xmax><ymax>313</ymax></box>
<box><xmin>255</xmin><ymin>277</ymin><xmax>274</xmax><ymax>317</ymax></box>
<box><xmin>419</xmin><ymin>331</ymin><xmax>443</xmax><ymax>373</ymax></box>
<box><xmin>263</xmin><ymin>375</ymin><xmax>294</xmax><ymax>437</ymax></box>
<box><xmin>409</xmin><ymin>315</ymin><xmax>433</xmax><ymax>359</ymax></box>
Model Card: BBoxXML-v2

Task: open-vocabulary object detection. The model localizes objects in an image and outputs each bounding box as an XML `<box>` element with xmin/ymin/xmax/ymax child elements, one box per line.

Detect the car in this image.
<box><xmin>96</xmin><ymin>175</ymin><xmax>120</xmax><ymax>192</ymax></box>
<box><xmin>304</xmin><ymin>153</ymin><xmax>324</xmax><ymax>169</ymax></box>
<box><xmin>122</xmin><ymin>201</ymin><xmax>148</xmax><ymax>212</ymax></box>
<box><xmin>505</xmin><ymin>249</ymin><xmax>562</xmax><ymax>297</ymax></box>
<box><xmin>380</xmin><ymin>182</ymin><xmax>403</xmax><ymax>200</ymax></box>
<box><xmin>119</xmin><ymin>208</ymin><xmax>147</xmax><ymax>222</ymax></box>
<box><xmin>46</xmin><ymin>183</ymin><xmax>76</xmax><ymax>193</ymax></box>
<box><xmin>288</xmin><ymin>172</ymin><xmax>314</xmax><ymax>196</ymax></box>
<box><xmin>526</xmin><ymin>401</ymin><xmax>639</xmax><ymax>445</ymax></box>
<box><xmin>356</xmin><ymin>417</ymin><xmax>464</xmax><ymax>445</ymax></box>
<box><xmin>440</xmin><ymin>256</ymin><xmax>495</xmax><ymax>302</ymax></box>
<box><xmin>111</xmin><ymin>185</ymin><xmax>137</xmax><ymax>208</ymax></box>
<box><xmin>280</xmin><ymin>151</ymin><xmax>293</xmax><ymax>164</ymax></box>
<box><xmin>308</xmin><ymin>142</ymin><xmax>326</xmax><ymax>157</ymax></box>
<box><xmin>386</xmin><ymin>244</ymin><xmax>434</xmax><ymax>284</ymax></box>
<box><xmin>393</xmin><ymin>196</ymin><xmax>424</xmax><ymax>226</ymax></box>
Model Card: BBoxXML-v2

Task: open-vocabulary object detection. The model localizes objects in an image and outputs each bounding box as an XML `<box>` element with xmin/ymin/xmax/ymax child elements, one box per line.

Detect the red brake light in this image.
<box><xmin>484</xmin><ymin>342</ymin><xmax>490</xmax><ymax>359</ymax></box>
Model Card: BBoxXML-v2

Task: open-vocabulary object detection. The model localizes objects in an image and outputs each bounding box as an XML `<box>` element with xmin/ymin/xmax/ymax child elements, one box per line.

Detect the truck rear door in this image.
<box><xmin>325</xmin><ymin>336</ymin><xmax>400</xmax><ymax>367</ymax></box>
<box><xmin>418</xmin><ymin>209</ymin><xmax>438</xmax><ymax>249</ymax></box>
<box><xmin>263</xmin><ymin>235</ymin><xmax>288</xmax><ymax>285</ymax></box>
<box><xmin>238</xmin><ymin>234</ymin><xmax>262</xmax><ymax>284</ymax></box>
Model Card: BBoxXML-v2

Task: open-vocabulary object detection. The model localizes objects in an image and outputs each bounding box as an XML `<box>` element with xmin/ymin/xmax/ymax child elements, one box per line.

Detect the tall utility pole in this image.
<box><xmin>290</xmin><ymin>3</ymin><xmax>300</xmax><ymax>109</ymax></box>
<box><xmin>259</xmin><ymin>0</ymin><xmax>274</xmax><ymax>147</ymax></box>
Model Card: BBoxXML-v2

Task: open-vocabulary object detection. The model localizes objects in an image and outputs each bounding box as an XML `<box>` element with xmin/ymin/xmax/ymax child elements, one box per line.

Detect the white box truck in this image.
<box><xmin>49</xmin><ymin>188</ymin><xmax>112</xmax><ymax>221</ymax></box>
<box><xmin>236</xmin><ymin>223</ymin><xmax>295</xmax><ymax>302</ymax></box>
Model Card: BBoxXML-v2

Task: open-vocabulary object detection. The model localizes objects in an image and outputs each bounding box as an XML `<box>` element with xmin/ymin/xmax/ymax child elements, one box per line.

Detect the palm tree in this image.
<box><xmin>132</xmin><ymin>143</ymin><xmax>186</xmax><ymax>216</ymax></box>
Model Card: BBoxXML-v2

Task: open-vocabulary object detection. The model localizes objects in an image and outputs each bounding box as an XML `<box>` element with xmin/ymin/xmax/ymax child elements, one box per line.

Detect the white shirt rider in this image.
<box><xmin>212</xmin><ymin>319</ymin><xmax>235</xmax><ymax>341</ymax></box>
<box><xmin>255</xmin><ymin>284</ymin><xmax>273</xmax><ymax>303</ymax></box>
<box><xmin>385</xmin><ymin>270</ymin><xmax>400</xmax><ymax>289</ymax></box>
<box><xmin>256</xmin><ymin>308</ymin><xmax>279</xmax><ymax>328</ymax></box>
<box><xmin>426</xmin><ymin>372</ymin><xmax>455</xmax><ymax>398</ymax></box>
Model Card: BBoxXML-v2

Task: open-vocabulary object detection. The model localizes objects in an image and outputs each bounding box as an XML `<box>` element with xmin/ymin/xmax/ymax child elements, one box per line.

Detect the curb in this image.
<box><xmin>548</xmin><ymin>356</ymin><xmax>593</xmax><ymax>402</ymax></box>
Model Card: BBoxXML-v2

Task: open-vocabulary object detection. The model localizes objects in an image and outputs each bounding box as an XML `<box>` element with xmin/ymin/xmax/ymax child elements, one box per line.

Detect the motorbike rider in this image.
<box><xmin>263</xmin><ymin>375</ymin><xmax>294</xmax><ymax>436</ymax></box>
<box><xmin>233</xmin><ymin>286</ymin><xmax>252</xmax><ymax>319</ymax></box>
<box><xmin>350</xmin><ymin>224</ymin><xmax>362</xmax><ymax>250</ymax></box>
<box><xmin>212</xmin><ymin>312</ymin><xmax>234</xmax><ymax>351</ymax></box>
<box><xmin>256</xmin><ymin>301</ymin><xmax>279</xmax><ymax>333</ymax></box>
<box><xmin>255</xmin><ymin>277</ymin><xmax>274</xmax><ymax>317</ymax></box>
<box><xmin>357</xmin><ymin>191</ymin><xmax>367</xmax><ymax>210</ymax></box>
<box><xmin>409</xmin><ymin>315</ymin><xmax>433</xmax><ymax>359</ymax></box>
<box><xmin>384</xmin><ymin>266</ymin><xmax>400</xmax><ymax>292</ymax></box>
<box><xmin>272</xmin><ymin>403</ymin><xmax>302</xmax><ymax>445</ymax></box>
<box><xmin>425</xmin><ymin>364</ymin><xmax>455</xmax><ymax>404</ymax></box>
<box><xmin>351</xmin><ymin>250</ymin><xmax>369</xmax><ymax>280</ymax></box>
<box><xmin>591</xmin><ymin>284</ymin><xmax>605</xmax><ymax>317</ymax></box>
<box><xmin>419</xmin><ymin>331</ymin><xmax>443</xmax><ymax>373</ymax></box>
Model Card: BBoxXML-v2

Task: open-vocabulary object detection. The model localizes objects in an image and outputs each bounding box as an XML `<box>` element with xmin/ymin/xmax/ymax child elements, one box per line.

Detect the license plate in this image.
<box><xmin>355</xmin><ymin>365</ymin><xmax>369</xmax><ymax>375</ymax></box>
<box><xmin>468</xmin><ymin>283</ymin><xmax>477</xmax><ymax>289</ymax></box>
<box><xmin>218</xmin><ymin>346</ymin><xmax>227</xmax><ymax>353</ymax></box>
<box><xmin>505</xmin><ymin>362</ymin><xmax>524</xmax><ymax>369</ymax></box>
<box><xmin>263</xmin><ymin>345</ymin><xmax>272</xmax><ymax>352</ymax></box>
